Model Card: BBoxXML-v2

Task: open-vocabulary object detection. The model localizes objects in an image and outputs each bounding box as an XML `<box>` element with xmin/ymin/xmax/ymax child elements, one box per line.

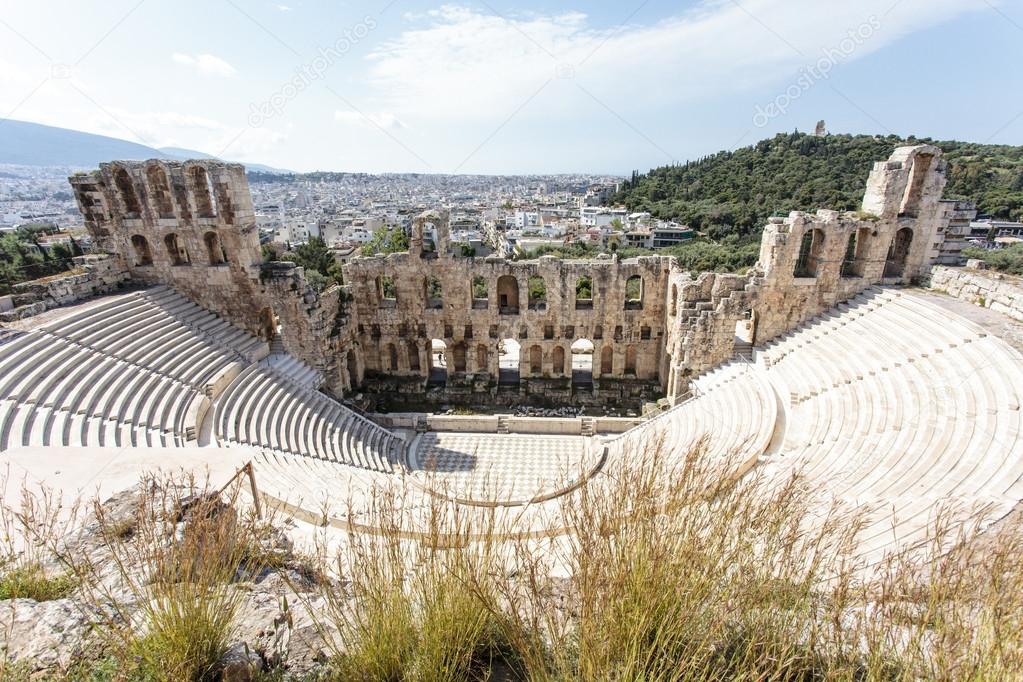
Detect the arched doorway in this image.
<box><xmin>499</xmin><ymin>339</ymin><xmax>520</xmax><ymax>385</ymax></box>
<box><xmin>429</xmin><ymin>339</ymin><xmax>448</xmax><ymax>385</ymax></box>
<box><xmin>571</xmin><ymin>339</ymin><xmax>594</xmax><ymax>388</ymax></box>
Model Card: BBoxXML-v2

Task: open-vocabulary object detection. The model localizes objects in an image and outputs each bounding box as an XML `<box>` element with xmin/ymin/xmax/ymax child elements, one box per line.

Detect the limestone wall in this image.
<box><xmin>0</xmin><ymin>254</ymin><xmax>130</xmax><ymax>322</ymax></box>
<box><xmin>660</xmin><ymin>144</ymin><xmax>951</xmax><ymax>403</ymax></box>
<box><xmin>928</xmin><ymin>264</ymin><xmax>1023</xmax><ymax>323</ymax></box>
<box><xmin>69</xmin><ymin>160</ymin><xmax>268</xmax><ymax>336</ymax></box>
<box><xmin>344</xmin><ymin>214</ymin><xmax>669</xmax><ymax>406</ymax></box>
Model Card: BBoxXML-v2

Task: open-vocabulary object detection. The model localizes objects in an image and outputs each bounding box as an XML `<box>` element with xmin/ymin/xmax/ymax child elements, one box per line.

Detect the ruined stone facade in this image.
<box><xmin>66</xmin><ymin>144</ymin><xmax>953</xmax><ymax>411</ymax></box>
<box><xmin>345</xmin><ymin>211</ymin><xmax>669</xmax><ymax>407</ymax></box>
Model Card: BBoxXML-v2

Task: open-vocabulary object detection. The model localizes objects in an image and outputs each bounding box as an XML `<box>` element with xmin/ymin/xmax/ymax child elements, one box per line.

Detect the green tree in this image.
<box><xmin>361</xmin><ymin>227</ymin><xmax>409</xmax><ymax>256</ymax></box>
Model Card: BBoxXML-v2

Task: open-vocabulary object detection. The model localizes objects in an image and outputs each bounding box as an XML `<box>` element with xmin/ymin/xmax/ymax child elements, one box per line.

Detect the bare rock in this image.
<box><xmin>0</xmin><ymin>598</ymin><xmax>101</xmax><ymax>671</ymax></box>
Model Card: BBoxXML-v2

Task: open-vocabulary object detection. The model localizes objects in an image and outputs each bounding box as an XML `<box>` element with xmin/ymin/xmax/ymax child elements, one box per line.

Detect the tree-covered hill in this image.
<box><xmin>611</xmin><ymin>132</ymin><xmax>1023</xmax><ymax>239</ymax></box>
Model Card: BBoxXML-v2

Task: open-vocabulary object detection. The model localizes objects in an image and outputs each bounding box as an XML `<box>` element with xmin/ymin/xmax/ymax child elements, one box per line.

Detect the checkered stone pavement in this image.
<box><xmin>409</xmin><ymin>432</ymin><xmax>599</xmax><ymax>504</ymax></box>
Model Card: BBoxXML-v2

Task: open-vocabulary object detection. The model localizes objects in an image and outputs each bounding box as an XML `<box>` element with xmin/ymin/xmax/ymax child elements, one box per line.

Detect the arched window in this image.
<box><xmin>386</xmin><ymin>343</ymin><xmax>399</xmax><ymax>371</ymax></box>
<box><xmin>130</xmin><ymin>234</ymin><xmax>152</xmax><ymax>266</ymax></box>
<box><xmin>625</xmin><ymin>346</ymin><xmax>637</xmax><ymax>376</ymax></box>
<box><xmin>114</xmin><ymin>167</ymin><xmax>141</xmax><ymax>217</ymax></box>
<box><xmin>794</xmin><ymin>228</ymin><xmax>824</xmax><ymax>278</ymax></box>
<box><xmin>593</xmin><ymin>325</ymin><xmax>603</xmax><ymax>340</ymax></box>
<box><xmin>377</xmin><ymin>275</ymin><xmax>396</xmax><ymax>305</ymax></box>
<box><xmin>529</xmin><ymin>345</ymin><xmax>543</xmax><ymax>375</ymax></box>
<box><xmin>472</xmin><ymin>275</ymin><xmax>488</xmax><ymax>309</ymax></box>
<box><xmin>551</xmin><ymin>346</ymin><xmax>566</xmax><ymax>376</ymax></box>
<box><xmin>164</xmin><ymin>233</ymin><xmax>189</xmax><ymax>265</ymax></box>
<box><xmin>670</xmin><ymin>283</ymin><xmax>678</xmax><ymax>316</ymax></box>
<box><xmin>497</xmin><ymin>275</ymin><xmax>519</xmax><ymax>314</ymax></box>
<box><xmin>527</xmin><ymin>276</ymin><xmax>547</xmax><ymax>311</ymax></box>
<box><xmin>407</xmin><ymin>341</ymin><xmax>421</xmax><ymax>371</ymax></box>
<box><xmin>575</xmin><ymin>276</ymin><xmax>593</xmax><ymax>310</ymax></box>
<box><xmin>840</xmin><ymin>232</ymin><xmax>859</xmax><ymax>278</ymax></box>
<box><xmin>424</xmin><ymin>276</ymin><xmax>443</xmax><ymax>309</ymax></box>
<box><xmin>190</xmin><ymin>166</ymin><xmax>216</xmax><ymax>218</ymax></box>
<box><xmin>204</xmin><ymin>231</ymin><xmax>227</xmax><ymax>265</ymax></box>
<box><xmin>452</xmin><ymin>342</ymin><xmax>467</xmax><ymax>373</ymax></box>
<box><xmin>146</xmin><ymin>164</ymin><xmax>174</xmax><ymax>218</ymax></box>
<box><xmin>884</xmin><ymin>227</ymin><xmax>913</xmax><ymax>278</ymax></box>
<box><xmin>600</xmin><ymin>346</ymin><xmax>613</xmax><ymax>376</ymax></box>
<box><xmin>625</xmin><ymin>276</ymin><xmax>643</xmax><ymax>310</ymax></box>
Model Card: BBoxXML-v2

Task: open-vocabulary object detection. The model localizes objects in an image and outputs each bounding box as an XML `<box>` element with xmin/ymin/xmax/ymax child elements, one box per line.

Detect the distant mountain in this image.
<box><xmin>0</xmin><ymin>119</ymin><xmax>290</xmax><ymax>173</ymax></box>
<box><xmin>158</xmin><ymin>147</ymin><xmax>292</xmax><ymax>174</ymax></box>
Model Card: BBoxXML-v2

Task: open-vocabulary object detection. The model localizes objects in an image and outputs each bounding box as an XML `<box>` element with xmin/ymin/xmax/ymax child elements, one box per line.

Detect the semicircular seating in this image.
<box><xmin>213</xmin><ymin>365</ymin><xmax>405</xmax><ymax>475</ymax></box>
<box><xmin>0</xmin><ymin>286</ymin><xmax>264</xmax><ymax>451</ymax></box>
<box><xmin>758</xmin><ymin>288</ymin><xmax>1023</xmax><ymax>566</ymax></box>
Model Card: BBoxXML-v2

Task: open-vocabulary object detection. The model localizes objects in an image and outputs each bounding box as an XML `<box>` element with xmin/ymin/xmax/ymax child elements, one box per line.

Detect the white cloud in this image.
<box><xmin>365</xmin><ymin>0</ymin><xmax>985</xmax><ymax>122</ymax></box>
<box><xmin>334</xmin><ymin>110</ymin><xmax>406</xmax><ymax>131</ymax></box>
<box><xmin>172</xmin><ymin>52</ymin><xmax>237</xmax><ymax>77</ymax></box>
<box><xmin>275</xmin><ymin>4</ymin><xmax>293</xmax><ymax>12</ymax></box>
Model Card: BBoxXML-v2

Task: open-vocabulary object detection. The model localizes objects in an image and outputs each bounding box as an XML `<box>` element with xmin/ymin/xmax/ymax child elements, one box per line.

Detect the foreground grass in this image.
<box><xmin>2</xmin><ymin>441</ymin><xmax>1023</xmax><ymax>680</ymax></box>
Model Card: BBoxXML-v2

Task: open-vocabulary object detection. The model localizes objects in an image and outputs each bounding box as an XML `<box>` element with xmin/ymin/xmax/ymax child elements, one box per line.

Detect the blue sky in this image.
<box><xmin>1</xmin><ymin>0</ymin><xmax>1021</xmax><ymax>174</ymax></box>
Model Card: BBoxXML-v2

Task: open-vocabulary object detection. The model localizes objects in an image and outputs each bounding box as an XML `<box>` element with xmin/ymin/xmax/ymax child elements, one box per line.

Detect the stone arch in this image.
<box><xmin>204</xmin><ymin>231</ymin><xmax>228</xmax><ymax>265</ymax></box>
<box><xmin>625</xmin><ymin>345</ymin><xmax>637</xmax><ymax>376</ymax></box>
<box><xmin>164</xmin><ymin>232</ymin><xmax>189</xmax><ymax>265</ymax></box>
<box><xmin>575</xmin><ymin>276</ymin><xmax>593</xmax><ymax>309</ymax></box>
<box><xmin>386</xmin><ymin>343</ymin><xmax>399</xmax><ymax>371</ymax></box>
<box><xmin>794</xmin><ymin>228</ymin><xmax>825</xmax><ymax>278</ymax></box>
<box><xmin>529</xmin><ymin>345</ymin><xmax>543</xmax><ymax>375</ymax></box>
<box><xmin>497</xmin><ymin>275</ymin><xmax>519</xmax><ymax>314</ymax></box>
<box><xmin>884</xmin><ymin>227</ymin><xmax>913</xmax><ymax>278</ymax></box>
<box><xmin>600</xmin><ymin>345</ymin><xmax>613</xmax><ymax>376</ymax></box>
<box><xmin>130</xmin><ymin>234</ymin><xmax>153</xmax><ymax>266</ymax></box>
<box><xmin>527</xmin><ymin>275</ymin><xmax>547</xmax><ymax>311</ymax></box>
<box><xmin>551</xmin><ymin>346</ymin><xmax>566</xmax><ymax>376</ymax></box>
<box><xmin>146</xmin><ymin>163</ymin><xmax>174</xmax><ymax>218</ymax></box>
<box><xmin>189</xmin><ymin>165</ymin><xmax>216</xmax><ymax>218</ymax></box>
<box><xmin>670</xmin><ymin>283</ymin><xmax>678</xmax><ymax>316</ymax></box>
<box><xmin>407</xmin><ymin>341</ymin><xmax>421</xmax><ymax>371</ymax></box>
<box><xmin>625</xmin><ymin>275</ymin><xmax>643</xmax><ymax>309</ymax></box>
<box><xmin>113</xmin><ymin>167</ymin><xmax>141</xmax><ymax>217</ymax></box>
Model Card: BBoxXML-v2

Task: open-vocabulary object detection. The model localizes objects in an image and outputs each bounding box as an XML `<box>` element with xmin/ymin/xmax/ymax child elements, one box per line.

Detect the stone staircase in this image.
<box><xmin>497</xmin><ymin>414</ymin><xmax>510</xmax><ymax>434</ymax></box>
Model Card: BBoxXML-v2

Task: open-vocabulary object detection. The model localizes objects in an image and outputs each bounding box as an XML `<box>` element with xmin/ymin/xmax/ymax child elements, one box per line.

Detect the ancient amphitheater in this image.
<box><xmin>1</xmin><ymin>144</ymin><xmax>1021</xmax><ymax>569</ymax></box>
